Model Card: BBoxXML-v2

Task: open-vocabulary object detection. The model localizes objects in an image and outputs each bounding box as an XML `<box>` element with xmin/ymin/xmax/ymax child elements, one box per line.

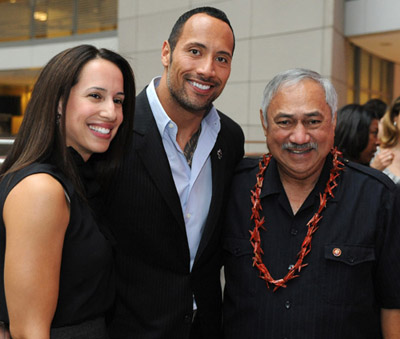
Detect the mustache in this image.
<box><xmin>282</xmin><ymin>142</ymin><xmax>318</xmax><ymax>151</ymax></box>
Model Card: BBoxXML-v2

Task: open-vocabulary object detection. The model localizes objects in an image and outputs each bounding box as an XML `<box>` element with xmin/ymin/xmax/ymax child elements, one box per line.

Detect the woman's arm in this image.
<box><xmin>381</xmin><ymin>308</ymin><xmax>400</xmax><ymax>338</ymax></box>
<box><xmin>3</xmin><ymin>173</ymin><xmax>70</xmax><ymax>339</ymax></box>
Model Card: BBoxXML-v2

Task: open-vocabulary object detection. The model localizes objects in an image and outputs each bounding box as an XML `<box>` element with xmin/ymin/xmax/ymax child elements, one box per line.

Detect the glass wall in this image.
<box><xmin>0</xmin><ymin>0</ymin><xmax>117</xmax><ymax>42</ymax></box>
<box><xmin>347</xmin><ymin>43</ymin><xmax>394</xmax><ymax>106</ymax></box>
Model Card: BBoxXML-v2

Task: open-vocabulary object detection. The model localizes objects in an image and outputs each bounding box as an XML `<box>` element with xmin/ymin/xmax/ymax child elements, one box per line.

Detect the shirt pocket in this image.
<box><xmin>323</xmin><ymin>244</ymin><xmax>376</xmax><ymax>306</ymax></box>
<box><xmin>223</xmin><ymin>237</ymin><xmax>257</xmax><ymax>296</ymax></box>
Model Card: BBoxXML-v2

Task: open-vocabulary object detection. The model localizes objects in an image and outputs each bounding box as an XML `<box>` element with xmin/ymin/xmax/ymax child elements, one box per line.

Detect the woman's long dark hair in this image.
<box><xmin>0</xmin><ymin>44</ymin><xmax>135</xmax><ymax>198</ymax></box>
<box><xmin>334</xmin><ymin>103</ymin><xmax>378</xmax><ymax>162</ymax></box>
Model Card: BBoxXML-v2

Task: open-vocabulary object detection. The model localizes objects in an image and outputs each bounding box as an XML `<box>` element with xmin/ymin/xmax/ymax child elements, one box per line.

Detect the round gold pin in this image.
<box><xmin>332</xmin><ymin>248</ymin><xmax>342</xmax><ymax>257</ymax></box>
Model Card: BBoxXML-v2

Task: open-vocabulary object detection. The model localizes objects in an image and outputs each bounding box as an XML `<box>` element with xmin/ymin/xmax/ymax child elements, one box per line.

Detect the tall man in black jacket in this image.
<box><xmin>103</xmin><ymin>7</ymin><xmax>244</xmax><ymax>339</ymax></box>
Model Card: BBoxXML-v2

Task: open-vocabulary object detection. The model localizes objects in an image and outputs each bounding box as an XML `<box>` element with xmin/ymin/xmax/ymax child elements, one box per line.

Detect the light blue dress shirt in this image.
<box><xmin>146</xmin><ymin>77</ymin><xmax>221</xmax><ymax>272</ymax></box>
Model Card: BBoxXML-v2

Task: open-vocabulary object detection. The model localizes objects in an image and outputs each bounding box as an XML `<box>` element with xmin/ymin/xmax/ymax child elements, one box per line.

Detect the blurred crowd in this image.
<box><xmin>335</xmin><ymin>96</ymin><xmax>400</xmax><ymax>184</ymax></box>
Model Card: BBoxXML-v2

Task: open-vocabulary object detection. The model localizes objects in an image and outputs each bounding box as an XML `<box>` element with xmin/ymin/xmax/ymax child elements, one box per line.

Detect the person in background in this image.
<box><xmin>334</xmin><ymin>103</ymin><xmax>380</xmax><ymax>165</ymax></box>
<box><xmin>223</xmin><ymin>68</ymin><xmax>400</xmax><ymax>338</ymax></box>
<box><xmin>364</xmin><ymin>98</ymin><xmax>387</xmax><ymax>120</ymax></box>
<box><xmin>371</xmin><ymin>96</ymin><xmax>400</xmax><ymax>183</ymax></box>
<box><xmin>99</xmin><ymin>6</ymin><xmax>244</xmax><ymax>339</ymax></box>
<box><xmin>0</xmin><ymin>44</ymin><xmax>135</xmax><ymax>338</ymax></box>
<box><xmin>364</xmin><ymin>97</ymin><xmax>394</xmax><ymax>173</ymax></box>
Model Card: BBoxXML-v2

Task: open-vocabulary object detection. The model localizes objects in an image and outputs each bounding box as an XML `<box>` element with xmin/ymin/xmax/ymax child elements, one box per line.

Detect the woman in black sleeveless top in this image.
<box><xmin>0</xmin><ymin>45</ymin><xmax>135</xmax><ymax>338</ymax></box>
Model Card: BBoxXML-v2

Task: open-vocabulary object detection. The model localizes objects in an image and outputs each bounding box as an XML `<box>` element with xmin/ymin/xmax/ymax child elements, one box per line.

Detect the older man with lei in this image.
<box><xmin>222</xmin><ymin>68</ymin><xmax>400</xmax><ymax>339</ymax></box>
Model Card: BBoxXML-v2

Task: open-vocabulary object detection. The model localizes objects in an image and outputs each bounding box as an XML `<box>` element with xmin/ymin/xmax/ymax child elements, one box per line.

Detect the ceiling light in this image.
<box><xmin>34</xmin><ymin>11</ymin><xmax>48</xmax><ymax>21</ymax></box>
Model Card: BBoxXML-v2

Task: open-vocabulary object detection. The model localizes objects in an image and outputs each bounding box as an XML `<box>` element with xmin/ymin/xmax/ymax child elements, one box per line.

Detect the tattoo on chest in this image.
<box><xmin>183</xmin><ymin>126</ymin><xmax>201</xmax><ymax>167</ymax></box>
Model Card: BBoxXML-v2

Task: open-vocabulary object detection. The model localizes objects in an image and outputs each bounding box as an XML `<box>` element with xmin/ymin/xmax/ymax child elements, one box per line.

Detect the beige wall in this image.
<box><xmin>118</xmin><ymin>0</ymin><xmax>347</xmax><ymax>155</ymax></box>
<box><xmin>393</xmin><ymin>65</ymin><xmax>400</xmax><ymax>102</ymax></box>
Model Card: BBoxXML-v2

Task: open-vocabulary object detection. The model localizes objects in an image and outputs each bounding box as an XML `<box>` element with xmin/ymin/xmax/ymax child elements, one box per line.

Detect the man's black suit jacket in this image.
<box><xmin>105</xmin><ymin>88</ymin><xmax>244</xmax><ymax>339</ymax></box>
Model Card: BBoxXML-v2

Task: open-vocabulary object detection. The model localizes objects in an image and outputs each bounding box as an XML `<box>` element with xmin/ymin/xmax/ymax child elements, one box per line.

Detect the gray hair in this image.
<box><xmin>260</xmin><ymin>68</ymin><xmax>337</xmax><ymax>124</ymax></box>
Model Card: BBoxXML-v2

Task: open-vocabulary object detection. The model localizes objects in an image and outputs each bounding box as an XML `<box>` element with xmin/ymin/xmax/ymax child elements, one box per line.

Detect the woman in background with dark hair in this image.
<box><xmin>334</xmin><ymin>103</ymin><xmax>379</xmax><ymax>165</ymax></box>
<box><xmin>371</xmin><ymin>96</ymin><xmax>400</xmax><ymax>183</ymax></box>
<box><xmin>363</xmin><ymin>98</ymin><xmax>387</xmax><ymax>120</ymax></box>
<box><xmin>0</xmin><ymin>44</ymin><xmax>135</xmax><ymax>338</ymax></box>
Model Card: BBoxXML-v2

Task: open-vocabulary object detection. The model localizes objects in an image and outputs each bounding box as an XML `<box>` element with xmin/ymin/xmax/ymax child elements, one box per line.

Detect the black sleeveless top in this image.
<box><xmin>0</xmin><ymin>157</ymin><xmax>114</xmax><ymax>328</ymax></box>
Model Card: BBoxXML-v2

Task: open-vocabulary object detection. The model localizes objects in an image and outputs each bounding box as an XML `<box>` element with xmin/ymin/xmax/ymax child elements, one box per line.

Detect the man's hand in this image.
<box><xmin>0</xmin><ymin>322</ymin><xmax>10</xmax><ymax>339</ymax></box>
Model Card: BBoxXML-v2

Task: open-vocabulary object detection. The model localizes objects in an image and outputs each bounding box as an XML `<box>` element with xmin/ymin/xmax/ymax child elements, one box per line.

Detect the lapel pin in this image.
<box><xmin>332</xmin><ymin>248</ymin><xmax>342</xmax><ymax>257</ymax></box>
<box><xmin>217</xmin><ymin>149</ymin><xmax>223</xmax><ymax>159</ymax></box>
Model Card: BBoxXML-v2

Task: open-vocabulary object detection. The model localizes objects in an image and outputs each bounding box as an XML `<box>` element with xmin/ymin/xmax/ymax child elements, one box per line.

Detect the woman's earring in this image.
<box><xmin>56</xmin><ymin>113</ymin><xmax>61</xmax><ymax>125</ymax></box>
<box><xmin>394</xmin><ymin>121</ymin><xmax>397</xmax><ymax>126</ymax></box>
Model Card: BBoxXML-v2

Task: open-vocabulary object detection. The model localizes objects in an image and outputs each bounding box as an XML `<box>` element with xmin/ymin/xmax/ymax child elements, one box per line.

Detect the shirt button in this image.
<box><xmin>284</xmin><ymin>300</ymin><xmax>291</xmax><ymax>309</ymax></box>
<box><xmin>168</xmin><ymin>123</ymin><xmax>174</xmax><ymax>128</ymax></box>
<box><xmin>290</xmin><ymin>228</ymin><xmax>298</xmax><ymax>236</ymax></box>
<box><xmin>186</xmin><ymin>213</ymin><xmax>191</xmax><ymax>219</ymax></box>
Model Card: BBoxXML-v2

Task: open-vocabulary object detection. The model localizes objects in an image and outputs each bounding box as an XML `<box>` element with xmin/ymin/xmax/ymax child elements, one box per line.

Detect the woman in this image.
<box><xmin>334</xmin><ymin>103</ymin><xmax>380</xmax><ymax>165</ymax></box>
<box><xmin>371</xmin><ymin>96</ymin><xmax>400</xmax><ymax>183</ymax></box>
<box><xmin>0</xmin><ymin>44</ymin><xmax>135</xmax><ymax>338</ymax></box>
